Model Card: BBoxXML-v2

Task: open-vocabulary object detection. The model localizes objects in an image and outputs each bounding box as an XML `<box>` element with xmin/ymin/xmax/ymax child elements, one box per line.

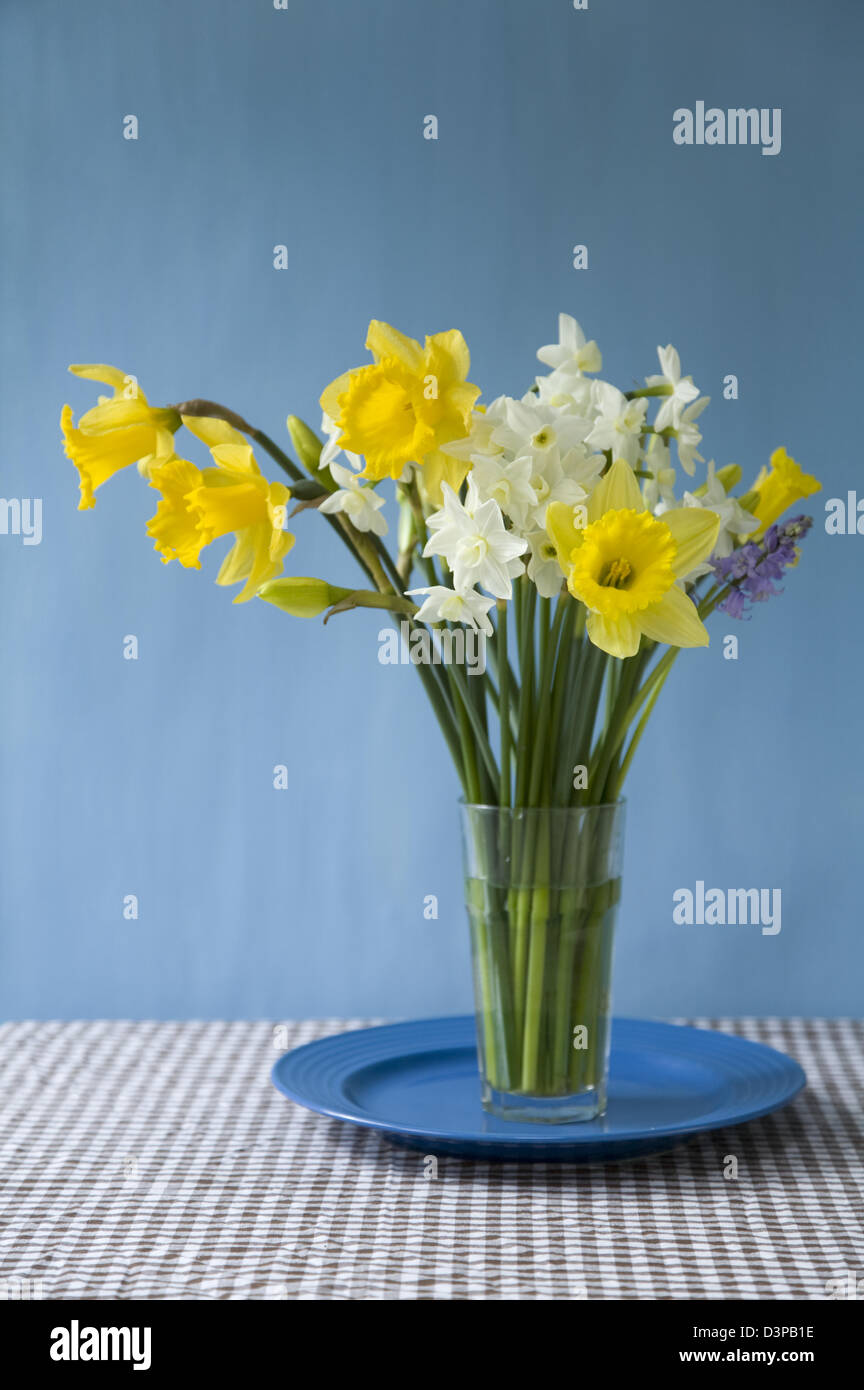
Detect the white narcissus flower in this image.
<box><xmin>675</xmin><ymin>396</ymin><xmax>710</xmax><ymax>475</ymax></box>
<box><xmin>585</xmin><ymin>382</ymin><xmax>648</xmax><ymax>466</ymax></box>
<box><xmin>526</xmin><ymin>531</ymin><xmax>565</xmax><ymax>599</ymax></box>
<box><xmin>407</xmin><ymin>585</ymin><xmax>495</xmax><ymax>635</ymax></box>
<box><xmin>682</xmin><ymin>462</ymin><xmax>760</xmax><ymax>560</ymax></box>
<box><xmin>533</xmin><ymin>370</ymin><xmax>595</xmax><ymax>415</ymax></box>
<box><xmin>319</xmin><ymin>412</ymin><xmax>362</xmax><ymax>474</ymax></box>
<box><xmin>557</xmin><ymin>443</ymin><xmax>607</xmax><ymax>492</ymax></box>
<box><xmin>536</xmin><ymin>314</ymin><xmax>602</xmax><ymax>375</ymax></box>
<box><xmin>645</xmin><ymin>345</ymin><xmax>700</xmax><ymax>431</ymax></box>
<box><xmin>490</xmin><ymin>397</ymin><xmax>590</xmax><ymax>460</ymax></box>
<box><xmin>318</xmin><ymin>460</ymin><xmax>388</xmax><ymax>535</ymax></box>
<box><xmin>519</xmin><ymin>446</ymin><xmax>589</xmax><ymax>531</ymax></box>
<box><xmin>469</xmin><ymin>453</ymin><xmax>536</xmax><ymax>530</ymax></box>
<box><xmin>423</xmin><ymin>479</ymin><xmax>527</xmax><ymax>599</ymax></box>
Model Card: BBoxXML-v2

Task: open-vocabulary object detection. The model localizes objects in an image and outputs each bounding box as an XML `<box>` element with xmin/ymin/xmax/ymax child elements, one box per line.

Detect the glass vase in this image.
<box><xmin>460</xmin><ymin>801</ymin><xmax>625</xmax><ymax>1124</ymax></box>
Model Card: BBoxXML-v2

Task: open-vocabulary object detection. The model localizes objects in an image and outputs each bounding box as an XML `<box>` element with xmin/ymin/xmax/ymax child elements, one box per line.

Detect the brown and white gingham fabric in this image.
<box><xmin>0</xmin><ymin>1019</ymin><xmax>861</xmax><ymax>1300</ymax></box>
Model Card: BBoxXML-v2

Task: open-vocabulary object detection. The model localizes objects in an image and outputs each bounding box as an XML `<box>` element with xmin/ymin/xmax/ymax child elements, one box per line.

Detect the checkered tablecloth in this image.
<box><xmin>0</xmin><ymin>1019</ymin><xmax>861</xmax><ymax>1301</ymax></box>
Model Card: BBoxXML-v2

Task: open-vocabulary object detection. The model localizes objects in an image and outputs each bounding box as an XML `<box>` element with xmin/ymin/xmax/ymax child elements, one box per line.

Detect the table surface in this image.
<box><xmin>0</xmin><ymin>1018</ymin><xmax>861</xmax><ymax>1301</ymax></box>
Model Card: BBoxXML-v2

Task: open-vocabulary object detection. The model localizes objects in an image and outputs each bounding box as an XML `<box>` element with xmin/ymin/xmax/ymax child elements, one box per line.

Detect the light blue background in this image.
<box><xmin>1</xmin><ymin>0</ymin><xmax>860</xmax><ymax>1020</ymax></box>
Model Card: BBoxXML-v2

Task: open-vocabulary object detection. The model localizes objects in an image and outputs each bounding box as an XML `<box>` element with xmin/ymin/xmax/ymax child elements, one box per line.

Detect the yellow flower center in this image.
<box><xmin>568</xmin><ymin>508</ymin><xmax>677</xmax><ymax>616</ymax></box>
<box><xmin>598</xmin><ymin>557</ymin><xmax>632</xmax><ymax>588</ymax></box>
<box><xmin>460</xmin><ymin>535</ymin><xmax>489</xmax><ymax>567</ymax></box>
<box><xmin>532</xmin><ymin>428</ymin><xmax>554</xmax><ymax>449</ymax></box>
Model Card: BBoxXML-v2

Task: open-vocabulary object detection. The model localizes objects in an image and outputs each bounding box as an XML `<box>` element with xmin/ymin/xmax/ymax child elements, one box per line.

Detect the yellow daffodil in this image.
<box><xmin>547</xmin><ymin>459</ymin><xmax>720</xmax><ymax>658</ymax></box>
<box><xmin>61</xmin><ymin>364</ymin><xmax>180</xmax><ymax>510</ymax></box>
<box><xmin>320</xmin><ymin>320</ymin><xmax>480</xmax><ymax>497</ymax></box>
<box><xmin>749</xmin><ymin>447</ymin><xmax>820</xmax><ymax>537</ymax></box>
<box><xmin>146</xmin><ymin>416</ymin><xmax>294</xmax><ymax>602</ymax></box>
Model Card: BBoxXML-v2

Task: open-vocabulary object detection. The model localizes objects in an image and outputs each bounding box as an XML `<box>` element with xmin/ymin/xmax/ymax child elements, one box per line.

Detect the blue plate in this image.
<box><xmin>271</xmin><ymin>1016</ymin><xmax>806</xmax><ymax>1163</ymax></box>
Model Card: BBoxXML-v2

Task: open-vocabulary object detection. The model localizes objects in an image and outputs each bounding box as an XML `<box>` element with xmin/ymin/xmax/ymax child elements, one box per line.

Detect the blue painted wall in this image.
<box><xmin>0</xmin><ymin>0</ymin><xmax>860</xmax><ymax>1018</ymax></box>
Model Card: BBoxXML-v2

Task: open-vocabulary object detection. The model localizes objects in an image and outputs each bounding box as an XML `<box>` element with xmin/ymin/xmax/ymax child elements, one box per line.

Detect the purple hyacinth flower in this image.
<box><xmin>713</xmin><ymin>514</ymin><xmax>813</xmax><ymax>619</ymax></box>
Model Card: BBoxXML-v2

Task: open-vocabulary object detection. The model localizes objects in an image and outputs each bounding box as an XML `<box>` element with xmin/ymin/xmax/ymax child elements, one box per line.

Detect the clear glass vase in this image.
<box><xmin>460</xmin><ymin>801</ymin><xmax>625</xmax><ymax>1124</ymax></box>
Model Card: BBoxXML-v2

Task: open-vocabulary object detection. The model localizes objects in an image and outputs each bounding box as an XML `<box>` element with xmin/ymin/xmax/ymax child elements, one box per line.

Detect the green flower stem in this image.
<box><xmin>620</xmin><ymin>645</ymin><xmax>677</xmax><ymax>736</ymax></box>
<box><xmin>698</xmin><ymin>585</ymin><xmax>730</xmax><ymax>619</ymax></box>
<box><xmin>484</xmin><ymin>659</ymin><xmax>519</xmax><ymax>747</ymax></box>
<box><xmin>447</xmin><ymin>669</ymin><xmax>498</xmax><ymax>790</ymax></box>
<box><xmin>455</xmin><ymin>682</ymin><xmax>482</xmax><ymax>805</ymax></box>
<box><xmin>247</xmin><ymin>426</ymin><xmax>307</xmax><ymax>483</ymax></box>
<box><xmin>324</xmin><ymin>590</ymin><xmax>417</xmax><ymax>620</ymax></box>
<box><xmin>527</xmin><ymin>597</ymin><xmax>555</xmax><ymax>807</ymax></box>
<box><xmin>552</xmin><ymin>658</ymin><xmax>608</xmax><ymax>1087</ymax></box>
<box><xmin>566</xmin><ymin>643</ymin><xmax>607</xmax><ymax>807</ymax></box>
<box><xmin>547</xmin><ymin>594</ymin><xmax>577</xmax><ymax>799</ymax></box>
<box><xmin>608</xmin><ymin>660</ymin><xmax>673</xmax><ymax>802</ymax></box>
<box><xmin>514</xmin><ymin>580</ymin><xmax>536</xmax><ymax>808</ymax></box>
<box><xmin>625</xmin><ymin>384</ymin><xmax>673</xmax><ymax>400</ymax></box>
<box><xmin>520</xmin><ymin>811</ymin><xmax>551</xmax><ymax>1091</ymax></box>
<box><xmin>454</xmin><ymin>709</ymin><xmax>489</xmax><ymax>1084</ymax></box>
<box><xmin>466</xmin><ymin>878</ymin><xmax>499</xmax><ymax>1088</ymax></box>
<box><xmin>486</xmin><ymin>638</ymin><xmax>520</xmax><ymax>726</ymax></box>
<box><xmin>590</xmin><ymin>649</ymin><xmax>649</xmax><ymax>806</ymax></box>
<box><xmin>515</xmin><ymin>596</ymin><xmax>557</xmax><ymax>1087</ymax></box>
<box><xmin>468</xmin><ymin>664</ymin><xmax>495</xmax><ymax>805</ymax></box>
<box><xmin>544</xmin><ymin>595</ymin><xmax>570</xmax><ymax>798</ymax></box>
<box><xmin>404</xmin><ymin>476</ymin><xmax>445</xmax><ymax>588</ymax></box>
<box><xmin>496</xmin><ymin>601</ymin><xmax>511</xmax><ymax>809</ymax></box>
<box><xmin>551</xmin><ymin>621</ymin><xmax>586</xmax><ymax>805</ymax></box>
<box><xmin>569</xmin><ymin>890</ymin><xmax>613</xmax><ymax>1091</ymax></box>
<box><xmin>338</xmin><ymin>527</ymin><xmax>394</xmax><ymax>595</ymax></box>
<box><xmin>604</xmin><ymin>646</ymin><xmax>621</xmax><ymax>729</ymax></box>
<box><xmin>550</xmin><ymin>911</ymin><xmax>580</xmax><ymax>1088</ymax></box>
<box><xmin>509</xmin><ymin>582</ymin><xmax>542</xmax><ymax>1046</ymax></box>
<box><xmin>369</xmin><ymin>531</ymin><xmax>408</xmax><ymax>592</ymax></box>
<box><xmin>412</xmin><ymin>649</ymin><xmax>466</xmax><ymax>790</ymax></box>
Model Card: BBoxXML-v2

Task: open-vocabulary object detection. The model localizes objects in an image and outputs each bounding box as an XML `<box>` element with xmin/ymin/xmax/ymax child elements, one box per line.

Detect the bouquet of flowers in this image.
<box><xmin>61</xmin><ymin>314</ymin><xmax>820</xmax><ymax>1121</ymax></box>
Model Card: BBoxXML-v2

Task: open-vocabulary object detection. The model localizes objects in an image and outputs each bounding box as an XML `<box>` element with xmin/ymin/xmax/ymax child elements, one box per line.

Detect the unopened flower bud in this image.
<box><xmin>257</xmin><ymin>577</ymin><xmax>351</xmax><ymax>618</ymax></box>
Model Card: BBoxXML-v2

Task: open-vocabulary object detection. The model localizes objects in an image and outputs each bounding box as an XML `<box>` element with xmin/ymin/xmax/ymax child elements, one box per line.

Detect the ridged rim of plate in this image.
<box><xmin>271</xmin><ymin>1016</ymin><xmax>806</xmax><ymax>1148</ymax></box>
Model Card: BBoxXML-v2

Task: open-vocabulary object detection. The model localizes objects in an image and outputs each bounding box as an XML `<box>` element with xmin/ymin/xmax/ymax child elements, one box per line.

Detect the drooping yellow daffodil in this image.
<box><xmin>320</xmin><ymin>320</ymin><xmax>480</xmax><ymax>497</ymax></box>
<box><xmin>146</xmin><ymin>416</ymin><xmax>294</xmax><ymax>603</ymax></box>
<box><xmin>749</xmin><ymin>447</ymin><xmax>820</xmax><ymax>537</ymax></box>
<box><xmin>61</xmin><ymin>365</ymin><xmax>181</xmax><ymax>510</ymax></box>
<box><xmin>547</xmin><ymin>459</ymin><xmax>720</xmax><ymax>659</ymax></box>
